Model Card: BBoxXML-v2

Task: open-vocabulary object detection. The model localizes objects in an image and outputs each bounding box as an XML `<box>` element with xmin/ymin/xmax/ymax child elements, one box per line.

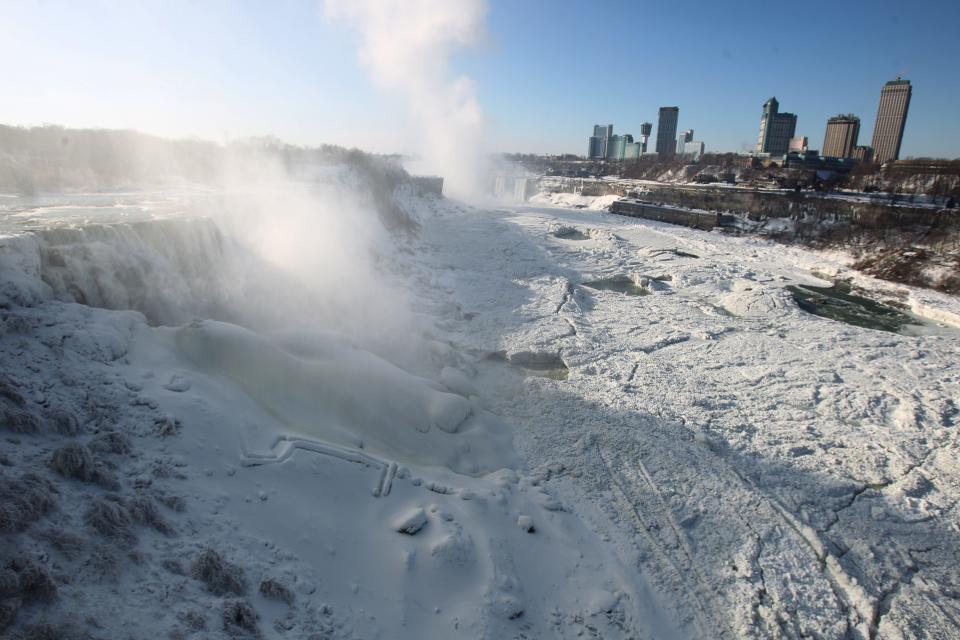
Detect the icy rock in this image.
<box><xmin>162</xmin><ymin>374</ymin><xmax>191</xmax><ymax>392</ymax></box>
<box><xmin>394</xmin><ymin>507</ymin><xmax>428</xmax><ymax>535</ymax></box>
<box><xmin>516</xmin><ymin>515</ymin><xmax>535</xmax><ymax>533</ymax></box>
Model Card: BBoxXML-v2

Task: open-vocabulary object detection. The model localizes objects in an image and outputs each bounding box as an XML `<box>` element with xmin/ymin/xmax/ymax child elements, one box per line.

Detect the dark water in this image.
<box><xmin>787</xmin><ymin>283</ymin><xmax>917</xmax><ymax>333</ymax></box>
<box><xmin>485</xmin><ymin>351</ymin><xmax>570</xmax><ymax>380</ymax></box>
<box><xmin>553</xmin><ymin>228</ymin><xmax>590</xmax><ymax>240</ymax></box>
<box><xmin>582</xmin><ymin>277</ymin><xmax>650</xmax><ymax>296</ymax></box>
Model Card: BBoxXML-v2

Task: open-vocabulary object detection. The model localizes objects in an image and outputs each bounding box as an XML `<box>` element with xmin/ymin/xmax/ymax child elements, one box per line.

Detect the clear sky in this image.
<box><xmin>1</xmin><ymin>0</ymin><xmax>957</xmax><ymax>157</ymax></box>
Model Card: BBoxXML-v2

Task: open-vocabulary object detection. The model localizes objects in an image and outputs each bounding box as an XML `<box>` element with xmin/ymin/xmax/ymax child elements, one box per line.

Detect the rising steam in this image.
<box><xmin>324</xmin><ymin>0</ymin><xmax>490</xmax><ymax>200</ymax></box>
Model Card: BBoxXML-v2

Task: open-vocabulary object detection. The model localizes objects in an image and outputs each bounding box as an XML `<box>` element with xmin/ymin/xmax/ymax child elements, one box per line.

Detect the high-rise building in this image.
<box><xmin>756</xmin><ymin>97</ymin><xmax>797</xmax><ymax>155</ymax></box>
<box><xmin>870</xmin><ymin>78</ymin><xmax>911</xmax><ymax>164</ymax></box>
<box><xmin>676</xmin><ymin>129</ymin><xmax>694</xmax><ymax>154</ymax></box>
<box><xmin>852</xmin><ymin>146</ymin><xmax>874</xmax><ymax>163</ymax></box>
<box><xmin>823</xmin><ymin>115</ymin><xmax>860</xmax><ymax>158</ymax></box>
<box><xmin>639</xmin><ymin>122</ymin><xmax>652</xmax><ymax>153</ymax></box>
<box><xmin>656</xmin><ymin>107</ymin><xmax>679</xmax><ymax>156</ymax></box>
<box><xmin>588</xmin><ymin>124</ymin><xmax>613</xmax><ymax>159</ymax></box>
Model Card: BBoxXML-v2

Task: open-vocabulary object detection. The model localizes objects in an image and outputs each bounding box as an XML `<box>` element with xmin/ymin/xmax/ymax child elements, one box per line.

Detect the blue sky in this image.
<box><xmin>1</xmin><ymin>0</ymin><xmax>957</xmax><ymax>157</ymax></box>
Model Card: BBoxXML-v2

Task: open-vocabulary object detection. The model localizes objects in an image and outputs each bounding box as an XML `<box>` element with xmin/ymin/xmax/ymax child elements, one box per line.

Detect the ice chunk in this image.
<box><xmin>394</xmin><ymin>507</ymin><xmax>428</xmax><ymax>535</ymax></box>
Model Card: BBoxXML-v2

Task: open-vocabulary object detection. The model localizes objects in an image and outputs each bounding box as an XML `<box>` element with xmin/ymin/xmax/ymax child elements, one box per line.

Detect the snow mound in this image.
<box><xmin>170</xmin><ymin>320</ymin><xmax>518</xmax><ymax>474</ymax></box>
<box><xmin>587</xmin><ymin>194</ymin><xmax>622</xmax><ymax>210</ymax></box>
<box><xmin>529</xmin><ymin>192</ymin><xmax>621</xmax><ymax>210</ymax></box>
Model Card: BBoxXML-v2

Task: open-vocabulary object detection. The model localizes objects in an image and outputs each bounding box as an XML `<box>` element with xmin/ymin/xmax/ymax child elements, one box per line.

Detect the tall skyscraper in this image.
<box><xmin>588</xmin><ymin>124</ymin><xmax>613</xmax><ymax>159</ymax></box>
<box><xmin>756</xmin><ymin>97</ymin><xmax>797</xmax><ymax>155</ymax></box>
<box><xmin>823</xmin><ymin>115</ymin><xmax>860</xmax><ymax>158</ymax></box>
<box><xmin>870</xmin><ymin>78</ymin><xmax>911</xmax><ymax>164</ymax></box>
<box><xmin>639</xmin><ymin>122</ymin><xmax>652</xmax><ymax>153</ymax></box>
<box><xmin>656</xmin><ymin>107</ymin><xmax>679</xmax><ymax>156</ymax></box>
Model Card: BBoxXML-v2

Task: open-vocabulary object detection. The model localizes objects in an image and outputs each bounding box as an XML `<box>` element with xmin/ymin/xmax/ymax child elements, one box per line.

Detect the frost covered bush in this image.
<box><xmin>258</xmin><ymin>577</ymin><xmax>294</xmax><ymax>604</ymax></box>
<box><xmin>0</xmin><ymin>376</ymin><xmax>26</xmax><ymax>408</ymax></box>
<box><xmin>156</xmin><ymin>493</ymin><xmax>186</xmax><ymax>512</ymax></box>
<box><xmin>222</xmin><ymin>598</ymin><xmax>260</xmax><ymax>638</ymax></box>
<box><xmin>89</xmin><ymin>431</ymin><xmax>132</xmax><ymax>455</ymax></box>
<box><xmin>7</xmin><ymin>557</ymin><xmax>57</xmax><ymax>603</ymax></box>
<box><xmin>84</xmin><ymin>498</ymin><xmax>134</xmax><ymax>542</ymax></box>
<box><xmin>1</xmin><ymin>556</ymin><xmax>58</xmax><ymax>628</ymax></box>
<box><xmin>1</xmin><ymin>409</ymin><xmax>42</xmax><ymax>434</ymax></box>
<box><xmin>127</xmin><ymin>496</ymin><xmax>174</xmax><ymax>535</ymax></box>
<box><xmin>0</xmin><ymin>473</ymin><xmax>56</xmax><ymax>532</ymax></box>
<box><xmin>49</xmin><ymin>443</ymin><xmax>93</xmax><ymax>477</ymax></box>
<box><xmin>191</xmin><ymin>548</ymin><xmax>247</xmax><ymax>596</ymax></box>
<box><xmin>49</xmin><ymin>443</ymin><xmax>118</xmax><ymax>489</ymax></box>
<box><xmin>47</xmin><ymin>409</ymin><xmax>81</xmax><ymax>436</ymax></box>
<box><xmin>0</xmin><ymin>377</ymin><xmax>41</xmax><ymax>433</ymax></box>
<box><xmin>84</xmin><ymin>493</ymin><xmax>174</xmax><ymax>543</ymax></box>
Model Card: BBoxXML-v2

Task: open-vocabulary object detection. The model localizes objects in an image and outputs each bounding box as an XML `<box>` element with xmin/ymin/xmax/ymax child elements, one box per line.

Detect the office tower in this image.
<box><xmin>676</xmin><ymin>129</ymin><xmax>694</xmax><ymax>154</ymax></box>
<box><xmin>852</xmin><ymin>146</ymin><xmax>874</xmax><ymax>163</ymax></box>
<box><xmin>656</xmin><ymin>107</ymin><xmax>679</xmax><ymax>156</ymax></box>
<box><xmin>823</xmin><ymin>115</ymin><xmax>860</xmax><ymax>158</ymax></box>
<box><xmin>639</xmin><ymin>122</ymin><xmax>652</xmax><ymax>153</ymax></box>
<box><xmin>870</xmin><ymin>78</ymin><xmax>911</xmax><ymax>164</ymax></box>
<box><xmin>756</xmin><ymin>97</ymin><xmax>797</xmax><ymax>155</ymax></box>
<box><xmin>588</xmin><ymin>124</ymin><xmax>613</xmax><ymax>159</ymax></box>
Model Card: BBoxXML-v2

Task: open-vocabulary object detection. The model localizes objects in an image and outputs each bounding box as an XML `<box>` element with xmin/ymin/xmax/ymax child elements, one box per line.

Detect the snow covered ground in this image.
<box><xmin>1</xmin><ymin>186</ymin><xmax>959</xmax><ymax>639</ymax></box>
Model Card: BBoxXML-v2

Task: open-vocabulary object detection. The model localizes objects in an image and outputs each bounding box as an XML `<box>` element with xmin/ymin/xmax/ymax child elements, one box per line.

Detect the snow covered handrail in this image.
<box><xmin>241</xmin><ymin>435</ymin><xmax>398</xmax><ymax>497</ymax></box>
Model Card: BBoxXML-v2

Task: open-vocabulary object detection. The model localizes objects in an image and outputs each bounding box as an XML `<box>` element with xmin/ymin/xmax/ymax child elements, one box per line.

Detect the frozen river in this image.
<box><xmin>1</xmin><ymin>190</ymin><xmax>958</xmax><ymax>639</ymax></box>
<box><xmin>407</xmin><ymin>199</ymin><xmax>960</xmax><ymax>638</ymax></box>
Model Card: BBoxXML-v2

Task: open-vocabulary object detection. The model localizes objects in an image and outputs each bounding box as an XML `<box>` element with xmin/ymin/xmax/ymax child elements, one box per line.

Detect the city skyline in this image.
<box><xmin>0</xmin><ymin>1</ymin><xmax>957</xmax><ymax>158</ymax></box>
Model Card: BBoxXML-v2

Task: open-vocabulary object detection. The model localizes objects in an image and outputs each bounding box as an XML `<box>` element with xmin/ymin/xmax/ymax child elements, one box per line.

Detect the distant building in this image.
<box><xmin>676</xmin><ymin>129</ymin><xmax>694</xmax><ymax>154</ymax></box>
<box><xmin>623</xmin><ymin>141</ymin><xmax>643</xmax><ymax>159</ymax></box>
<box><xmin>789</xmin><ymin>136</ymin><xmax>809</xmax><ymax>153</ymax></box>
<box><xmin>639</xmin><ymin>122</ymin><xmax>652</xmax><ymax>153</ymax></box>
<box><xmin>852</xmin><ymin>146</ymin><xmax>874</xmax><ymax>163</ymax></box>
<box><xmin>588</xmin><ymin>124</ymin><xmax>613</xmax><ymax>159</ymax></box>
<box><xmin>822</xmin><ymin>115</ymin><xmax>860</xmax><ymax>158</ymax></box>
<box><xmin>870</xmin><ymin>78</ymin><xmax>911</xmax><ymax>164</ymax></box>
<box><xmin>656</xmin><ymin>107</ymin><xmax>679</xmax><ymax>157</ymax></box>
<box><xmin>680</xmin><ymin>140</ymin><xmax>705</xmax><ymax>160</ymax></box>
<box><xmin>606</xmin><ymin>134</ymin><xmax>632</xmax><ymax>160</ymax></box>
<box><xmin>756</xmin><ymin>97</ymin><xmax>797</xmax><ymax>155</ymax></box>
<box><xmin>783</xmin><ymin>151</ymin><xmax>855</xmax><ymax>173</ymax></box>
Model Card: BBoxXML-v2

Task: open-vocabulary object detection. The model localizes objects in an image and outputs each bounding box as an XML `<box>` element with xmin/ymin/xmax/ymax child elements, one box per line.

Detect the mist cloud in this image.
<box><xmin>324</xmin><ymin>0</ymin><xmax>489</xmax><ymax>200</ymax></box>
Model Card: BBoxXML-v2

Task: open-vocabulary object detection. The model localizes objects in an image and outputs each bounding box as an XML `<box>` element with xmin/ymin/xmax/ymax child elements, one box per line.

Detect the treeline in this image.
<box><xmin>0</xmin><ymin>124</ymin><xmax>407</xmax><ymax>195</ymax></box>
